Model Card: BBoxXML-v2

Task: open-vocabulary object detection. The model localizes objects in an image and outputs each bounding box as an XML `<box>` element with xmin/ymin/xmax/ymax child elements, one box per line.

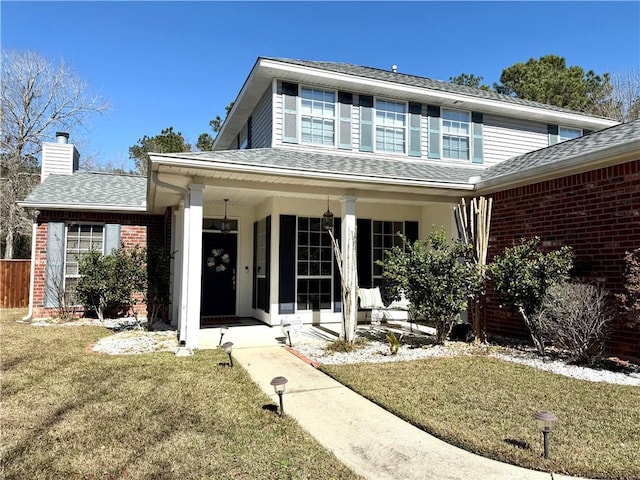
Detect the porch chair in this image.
<box><xmin>357</xmin><ymin>287</ymin><xmax>387</xmax><ymax>324</ymax></box>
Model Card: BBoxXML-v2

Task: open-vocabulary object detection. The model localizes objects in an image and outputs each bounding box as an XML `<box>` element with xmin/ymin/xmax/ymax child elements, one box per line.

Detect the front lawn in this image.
<box><xmin>322</xmin><ymin>355</ymin><xmax>640</xmax><ymax>480</ymax></box>
<box><xmin>0</xmin><ymin>309</ymin><xmax>359</xmax><ymax>480</ymax></box>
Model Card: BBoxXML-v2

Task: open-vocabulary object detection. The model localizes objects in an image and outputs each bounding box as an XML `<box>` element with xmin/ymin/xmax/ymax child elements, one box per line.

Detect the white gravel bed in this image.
<box><xmin>92</xmin><ymin>330</ymin><xmax>178</xmax><ymax>355</ymax></box>
<box><xmin>294</xmin><ymin>334</ymin><xmax>640</xmax><ymax>387</ymax></box>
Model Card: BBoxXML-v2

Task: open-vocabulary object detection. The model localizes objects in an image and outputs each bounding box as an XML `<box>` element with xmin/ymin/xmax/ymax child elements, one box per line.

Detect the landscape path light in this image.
<box><xmin>270</xmin><ymin>376</ymin><xmax>288</xmax><ymax>417</ymax></box>
<box><xmin>221</xmin><ymin>341</ymin><xmax>234</xmax><ymax>367</ymax></box>
<box><xmin>282</xmin><ymin>323</ymin><xmax>292</xmax><ymax>346</ymax></box>
<box><xmin>533</xmin><ymin>410</ymin><xmax>558</xmax><ymax>459</ymax></box>
<box><xmin>218</xmin><ymin>327</ymin><xmax>229</xmax><ymax>346</ymax></box>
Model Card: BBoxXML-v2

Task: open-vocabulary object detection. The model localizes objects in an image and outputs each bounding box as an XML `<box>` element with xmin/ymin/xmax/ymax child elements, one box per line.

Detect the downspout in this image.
<box><xmin>22</xmin><ymin>211</ymin><xmax>39</xmax><ymax>321</ymax></box>
<box><xmin>150</xmin><ymin>171</ymin><xmax>190</xmax><ymax>345</ymax></box>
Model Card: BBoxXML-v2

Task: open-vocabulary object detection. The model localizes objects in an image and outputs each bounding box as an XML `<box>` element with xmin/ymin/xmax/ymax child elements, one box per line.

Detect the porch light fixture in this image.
<box><xmin>270</xmin><ymin>376</ymin><xmax>288</xmax><ymax>417</ymax></box>
<box><xmin>322</xmin><ymin>197</ymin><xmax>334</xmax><ymax>231</ymax></box>
<box><xmin>221</xmin><ymin>341</ymin><xmax>234</xmax><ymax>367</ymax></box>
<box><xmin>533</xmin><ymin>410</ymin><xmax>558</xmax><ymax>459</ymax></box>
<box><xmin>218</xmin><ymin>327</ymin><xmax>229</xmax><ymax>346</ymax></box>
<box><xmin>221</xmin><ymin>199</ymin><xmax>231</xmax><ymax>235</ymax></box>
<box><xmin>282</xmin><ymin>323</ymin><xmax>292</xmax><ymax>347</ymax></box>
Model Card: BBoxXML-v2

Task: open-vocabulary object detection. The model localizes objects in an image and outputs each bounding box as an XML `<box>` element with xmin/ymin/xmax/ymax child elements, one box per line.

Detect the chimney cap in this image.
<box><xmin>391</xmin><ymin>65</ymin><xmax>398</xmax><ymax>73</ymax></box>
<box><xmin>55</xmin><ymin>132</ymin><xmax>69</xmax><ymax>144</ymax></box>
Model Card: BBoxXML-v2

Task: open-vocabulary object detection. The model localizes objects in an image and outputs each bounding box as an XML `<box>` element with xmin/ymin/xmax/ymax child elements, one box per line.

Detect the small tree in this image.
<box><xmin>539</xmin><ymin>282</ymin><xmax>613</xmax><ymax>364</ymax></box>
<box><xmin>145</xmin><ymin>247</ymin><xmax>174</xmax><ymax>328</ymax></box>
<box><xmin>489</xmin><ymin>237</ymin><xmax>574</xmax><ymax>355</ymax></box>
<box><xmin>75</xmin><ymin>245</ymin><xmax>146</xmax><ymax>321</ymax></box>
<box><xmin>616</xmin><ymin>247</ymin><xmax>640</xmax><ymax>325</ymax></box>
<box><xmin>382</xmin><ymin>228</ymin><xmax>481</xmax><ymax>344</ymax></box>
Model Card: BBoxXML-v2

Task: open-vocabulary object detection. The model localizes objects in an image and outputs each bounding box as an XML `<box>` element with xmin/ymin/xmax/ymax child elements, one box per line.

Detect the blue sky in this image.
<box><xmin>2</xmin><ymin>1</ymin><xmax>639</xmax><ymax>171</ymax></box>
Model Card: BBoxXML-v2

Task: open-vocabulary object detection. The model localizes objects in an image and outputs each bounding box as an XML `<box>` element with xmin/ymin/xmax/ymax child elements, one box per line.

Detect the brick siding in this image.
<box><xmin>484</xmin><ymin>159</ymin><xmax>640</xmax><ymax>361</ymax></box>
<box><xmin>32</xmin><ymin>210</ymin><xmax>170</xmax><ymax>319</ymax></box>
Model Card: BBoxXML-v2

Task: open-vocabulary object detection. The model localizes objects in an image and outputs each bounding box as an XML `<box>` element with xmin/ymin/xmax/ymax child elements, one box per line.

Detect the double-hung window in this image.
<box><xmin>442</xmin><ymin>109</ymin><xmax>470</xmax><ymax>160</ymax></box>
<box><xmin>64</xmin><ymin>224</ymin><xmax>104</xmax><ymax>295</ymax></box>
<box><xmin>376</xmin><ymin>100</ymin><xmax>406</xmax><ymax>153</ymax></box>
<box><xmin>559</xmin><ymin>126</ymin><xmax>582</xmax><ymax>143</ymax></box>
<box><xmin>372</xmin><ymin>220</ymin><xmax>404</xmax><ymax>286</ymax></box>
<box><xmin>297</xmin><ymin>217</ymin><xmax>333</xmax><ymax>310</ymax></box>
<box><xmin>300</xmin><ymin>88</ymin><xmax>335</xmax><ymax>146</ymax></box>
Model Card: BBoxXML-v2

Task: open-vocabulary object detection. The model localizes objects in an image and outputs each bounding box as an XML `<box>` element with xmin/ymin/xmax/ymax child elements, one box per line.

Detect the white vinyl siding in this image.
<box><xmin>481</xmin><ymin>115</ymin><xmax>549</xmax><ymax>167</ymax></box>
<box><xmin>252</xmin><ymin>89</ymin><xmax>273</xmax><ymax>148</ymax></box>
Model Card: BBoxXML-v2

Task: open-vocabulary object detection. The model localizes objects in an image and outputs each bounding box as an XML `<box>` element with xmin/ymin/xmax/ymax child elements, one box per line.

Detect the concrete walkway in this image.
<box><xmin>233</xmin><ymin>346</ymin><xmax>590</xmax><ymax>480</ymax></box>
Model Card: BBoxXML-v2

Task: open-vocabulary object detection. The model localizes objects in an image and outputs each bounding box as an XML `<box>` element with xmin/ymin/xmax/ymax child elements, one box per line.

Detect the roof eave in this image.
<box><xmin>214</xmin><ymin>58</ymin><xmax>618</xmax><ymax>149</ymax></box>
<box><xmin>17</xmin><ymin>202</ymin><xmax>148</xmax><ymax>213</ymax></box>
<box><xmin>475</xmin><ymin>139</ymin><xmax>640</xmax><ymax>194</ymax></box>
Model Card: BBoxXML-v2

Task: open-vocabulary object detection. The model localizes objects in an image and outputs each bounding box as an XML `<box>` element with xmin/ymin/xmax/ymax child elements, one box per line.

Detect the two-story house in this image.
<box><xmin>21</xmin><ymin>57</ymin><xmax>639</xmax><ymax>358</ymax></box>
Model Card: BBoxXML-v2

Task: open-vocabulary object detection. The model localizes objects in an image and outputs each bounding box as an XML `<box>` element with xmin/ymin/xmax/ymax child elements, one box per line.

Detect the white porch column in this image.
<box><xmin>184</xmin><ymin>184</ymin><xmax>204</xmax><ymax>349</ymax></box>
<box><xmin>178</xmin><ymin>198</ymin><xmax>190</xmax><ymax>343</ymax></box>
<box><xmin>341</xmin><ymin>195</ymin><xmax>358</xmax><ymax>342</ymax></box>
<box><xmin>171</xmin><ymin>202</ymin><xmax>184</xmax><ymax>327</ymax></box>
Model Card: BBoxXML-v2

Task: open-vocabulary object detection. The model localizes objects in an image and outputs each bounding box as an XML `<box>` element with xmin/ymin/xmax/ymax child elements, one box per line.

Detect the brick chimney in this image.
<box><xmin>40</xmin><ymin>132</ymin><xmax>80</xmax><ymax>182</ymax></box>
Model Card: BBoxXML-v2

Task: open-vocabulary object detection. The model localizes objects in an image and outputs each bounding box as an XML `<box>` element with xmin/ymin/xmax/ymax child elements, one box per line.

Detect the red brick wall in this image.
<box><xmin>485</xmin><ymin>159</ymin><xmax>640</xmax><ymax>361</ymax></box>
<box><xmin>32</xmin><ymin>210</ymin><xmax>169</xmax><ymax>319</ymax></box>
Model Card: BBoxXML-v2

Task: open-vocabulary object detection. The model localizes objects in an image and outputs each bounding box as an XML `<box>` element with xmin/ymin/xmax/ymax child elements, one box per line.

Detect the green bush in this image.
<box><xmin>489</xmin><ymin>237</ymin><xmax>573</xmax><ymax>355</ymax></box>
<box><xmin>381</xmin><ymin>228</ymin><xmax>481</xmax><ymax>344</ymax></box>
<box><xmin>75</xmin><ymin>244</ymin><xmax>147</xmax><ymax>320</ymax></box>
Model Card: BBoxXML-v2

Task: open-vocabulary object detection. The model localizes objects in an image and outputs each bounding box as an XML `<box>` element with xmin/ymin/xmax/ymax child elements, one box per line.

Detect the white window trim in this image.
<box><xmin>441</xmin><ymin>108</ymin><xmax>471</xmax><ymax>161</ymax></box>
<box><xmin>299</xmin><ymin>86</ymin><xmax>337</xmax><ymax>148</ymax></box>
<box><xmin>63</xmin><ymin>223</ymin><xmax>106</xmax><ymax>300</ymax></box>
<box><xmin>295</xmin><ymin>216</ymin><xmax>334</xmax><ymax>312</ymax></box>
<box><xmin>374</xmin><ymin>98</ymin><xmax>407</xmax><ymax>155</ymax></box>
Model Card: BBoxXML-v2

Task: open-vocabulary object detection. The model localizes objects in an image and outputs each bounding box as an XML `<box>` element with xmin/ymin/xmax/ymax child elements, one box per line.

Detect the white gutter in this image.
<box><xmin>150</xmin><ymin>171</ymin><xmax>190</xmax><ymax>349</ymax></box>
<box><xmin>153</xmin><ymin>155</ymin><xmax>476</xmax><ymax>191</ymax></box>
<box><xmin>22</xmin><ymin>217</ymin><xmax>38</xmax><ymax>321</ymax></box>
<box><xmin>16</xmin><ymin>202</ymin><xmax>147</xmax><ymax>212</ymax></box>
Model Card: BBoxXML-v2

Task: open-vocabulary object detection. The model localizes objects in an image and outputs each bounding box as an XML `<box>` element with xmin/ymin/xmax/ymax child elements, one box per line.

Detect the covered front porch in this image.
<box><xmin>147</xmin><ymin>149</ymin><xmax>475</xmax><ymax>349</ymax></box>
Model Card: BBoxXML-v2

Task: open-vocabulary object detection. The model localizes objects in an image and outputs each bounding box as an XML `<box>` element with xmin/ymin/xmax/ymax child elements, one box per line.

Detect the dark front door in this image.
<box><xmin>201</xmin><ymin>232</ymin><xmax>237</xmax><ymax>317</ymax></box>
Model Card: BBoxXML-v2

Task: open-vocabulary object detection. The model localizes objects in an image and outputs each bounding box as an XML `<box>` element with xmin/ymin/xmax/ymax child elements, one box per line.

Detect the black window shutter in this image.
<box><xmin>264</xmin><ymin>215</ymin><xmax>271</xmax><ymax>313</ymax></box>
<box><xmin>404</xmin><ymin>221</ymin><xmax>419</xmax><ymax>244</ymax></box>
<box><xmin>332</xmin><ymin>217</ymin><xmax>342</xmax><ymax>313</ymax></box>
<box><xmin>548</xmin><ymin>124</ymin><xmax>559</xmax><ymax>145</ymax></box>
<box><xmin>357</xmin><ymin>218</ymin><xmax>372</xmax><ymax>288</ymax></box>
<box><xmin>278</xmin><ymin>215</ymin><xmax>296</xmax><ymax>314</ymax></box>
<box><xmin>252</xmin><ymin>221</ymin><xmax>257</xmax><ymax>309</ymax></box>
<box><xmin>247</xmin><ymin>116</ymin><xmax>253</xmax><ymax>149</ymax></box>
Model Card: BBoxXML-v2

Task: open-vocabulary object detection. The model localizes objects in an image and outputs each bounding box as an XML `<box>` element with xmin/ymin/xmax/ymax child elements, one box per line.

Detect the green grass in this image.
<box><xmin>322</xmin><ymin>355</ymin><xmax>640</xmax><ymax>480</ymax></box>
<box><xmin>0</xmin><ymin>309</ymin><xmax>360</xmax><ymax>480</ymax></box>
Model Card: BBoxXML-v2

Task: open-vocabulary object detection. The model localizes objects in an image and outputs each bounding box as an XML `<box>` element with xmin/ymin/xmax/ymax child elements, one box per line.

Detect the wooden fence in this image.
<box><xmin>0</xmin><ymin>260</ymin><xmax>31</xmax><ymax>308</ymax></box>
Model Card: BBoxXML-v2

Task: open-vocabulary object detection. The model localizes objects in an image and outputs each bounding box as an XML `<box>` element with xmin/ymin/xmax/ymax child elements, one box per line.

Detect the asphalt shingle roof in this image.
<box><xmin>176</xmin><ymin>148</ymin><xmax>483</xmax><ymax>186</ymax></box>
<box><xmin>481</xmin><ymin>120</ymin><xmax>640</xmax><ymax>181</ymax></box>
<box><xmin>266</xmin><ymin>58</ymin><xmax>612</xmax><ymax>118</ymax></box>
<box><xmin>22</xmin><ymin>172</ymin><xmax>147</xmax><ymax>208</ymax></box>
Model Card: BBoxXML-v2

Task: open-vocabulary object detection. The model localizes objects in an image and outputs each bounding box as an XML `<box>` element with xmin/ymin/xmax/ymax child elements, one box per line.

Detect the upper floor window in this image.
<box><xmin>442</xmin><ymin>109</ymin><xmax>470</xmax><ymax>160</ymax></box>
<box><xmin>300</xmin><ymin>88</ymin><xmax>335</xmax><ymax>146</ymax></box>
<box><xmin>376</xmin><ymin>100</ymin><xmax>406</xmax><ymax>153</ymax></box>
<box><xmin>559</xmin><ymin>126</ymin><xmax>582</xmax><ymax>142</ymax></box>
<box><xmin>238</xmin><ymin>122</ymin><xmax>249</xmax><ymax>149</ymax></box>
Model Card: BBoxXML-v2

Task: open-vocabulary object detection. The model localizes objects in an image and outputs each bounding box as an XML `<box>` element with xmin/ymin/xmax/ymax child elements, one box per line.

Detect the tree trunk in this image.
<box><xmin>519</xmin><ymin>307</ymin><xmax>545</xmax><ymax>355</ymax></box>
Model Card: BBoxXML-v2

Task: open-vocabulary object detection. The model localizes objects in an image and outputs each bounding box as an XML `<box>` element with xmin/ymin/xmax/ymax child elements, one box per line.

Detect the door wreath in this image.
<box><xmin>206</xmin><ymin>248</ymin><xmax>231</xmax><ymax>272</ymax></box>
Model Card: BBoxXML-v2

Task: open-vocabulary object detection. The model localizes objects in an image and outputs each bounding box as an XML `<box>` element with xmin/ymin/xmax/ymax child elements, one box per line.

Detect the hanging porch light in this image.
<box><xmin>221</xmin><ymin>198</ymin><xmax>231</xmax><ymax>235</ymax></box>
<box><xmin>322</xmin><ymin>197</ymin><xmax>334</xmax><ymax>231</ymax></box>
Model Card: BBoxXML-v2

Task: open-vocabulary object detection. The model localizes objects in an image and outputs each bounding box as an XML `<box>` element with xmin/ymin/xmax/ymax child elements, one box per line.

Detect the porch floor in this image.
<box><xmin>197</xmin><ymin>317</ymin><xmax>341</xmax><ymax>349</ymax></box>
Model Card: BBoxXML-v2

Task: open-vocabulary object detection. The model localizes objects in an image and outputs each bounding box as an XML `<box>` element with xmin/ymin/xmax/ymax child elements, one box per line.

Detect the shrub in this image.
<box><xmin>616</xmin><ymin>247</ymin><xmax>640</xmax><ymax>325</ymax></box>
<box><xmin>75</xmin><ymin>245</ymin><xmax>147</xmax><ymax>321</ymax></box>
<box><xmin>540</xmin><ymin>282</ymin><xmax>613</xmax><ymax>364</ymax></box>
<box><xmin>386</xmin><ymin>331</ymin><xmax>402</xmax><ymax>355</ymax></box>
<box><xmin>489</xmin><ymin>237</ymin><xmax>573</xmax><ymax>355</ymax></box>
<box><xmin>382</xmin><ymin>228</ymin><xmax>481</xmax><ymax>344</ymax></box>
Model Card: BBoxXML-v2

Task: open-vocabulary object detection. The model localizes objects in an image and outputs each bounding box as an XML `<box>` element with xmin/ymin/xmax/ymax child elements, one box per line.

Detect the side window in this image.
<box><xmin>64</xmin><ymin>224</ymin><xmax>105</xmax><ymax>295</ymax></box>
<box><xmin>559</xmin><ymin>126</ymin><xmax>582</xmax><ymax>143</ymax></box>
